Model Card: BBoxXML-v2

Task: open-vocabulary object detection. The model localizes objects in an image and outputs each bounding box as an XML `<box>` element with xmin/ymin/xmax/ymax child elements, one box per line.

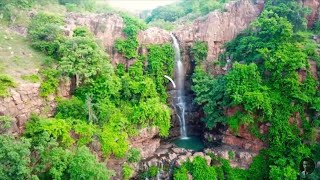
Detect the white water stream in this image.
<box><xmin>170</xmin><ymin>33</ymin><xmax>188</xmax><ymax>139</ymax></box>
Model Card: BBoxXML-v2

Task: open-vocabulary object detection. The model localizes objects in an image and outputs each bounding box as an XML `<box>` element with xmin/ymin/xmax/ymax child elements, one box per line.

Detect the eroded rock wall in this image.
<box><xmin>174</xmin><ymin>0</ymin><xmax>265</xmax><ymax>64</ymax></box>
<box><xmin>130</xmin><ymin>127</ymin><xmax>161</xmax><ymax>159</ymax></box>
<box><xmin>0</xmin><ymin>80</ymin><xmax>70</xmax><ymax>134</ymax></box>
<box><xmin>64</xmin><ymin>13</ymin><xmax>171</xmax><ymax>66</ymax></box>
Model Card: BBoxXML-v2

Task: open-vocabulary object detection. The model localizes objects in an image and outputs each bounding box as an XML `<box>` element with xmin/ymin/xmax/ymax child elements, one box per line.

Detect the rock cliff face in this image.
<box><xmin>0</xmin><ymin>80</ymin><xmax>70</xmax><ymax>135</ymax></box>
<box><xmin>174</xmin><ymin>0</ymin><xmax>265</xmax><ymax>64</ymax></box>
<box><xmin>64</xmin><ymin>13</ymin><xmax>171</xmax><ymax>66</ymax></box>
<box><xmin>130</xmin><ymin>127</ymin><xmax>161</xmax><ymax>159</ymax></box>
<box><xmin>302</xmin><ymin>0</ymin><xmax>320</xmax><ymax>27</ymax></box>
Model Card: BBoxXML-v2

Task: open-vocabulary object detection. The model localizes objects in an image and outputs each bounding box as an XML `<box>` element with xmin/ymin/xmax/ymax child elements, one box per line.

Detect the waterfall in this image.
<box><xmin>170</xmin><ymin>33</ymin><xmax>188</xmax><ymax>139</ymax></box>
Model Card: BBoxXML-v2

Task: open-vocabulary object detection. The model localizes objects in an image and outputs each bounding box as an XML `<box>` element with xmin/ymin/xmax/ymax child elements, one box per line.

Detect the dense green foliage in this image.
<box><xmin>0</xmin><ymin>130</ymin><xmax>110</xmax><ymax>179</ymax></box>
<box><xmin>0</xmin><ymin>135</ymin><xmax>31</xmax><ymax>179</ymax></box>
<box><xmin>5</xmin><ymin>0</ymin><xmax>320</xmax><ymax>179</ymax></box>
<box><xmin>265</xmin><ymin>0</ymin><xmax>309</xmax><ymax>32</ymax></box>
<box><xmin>146</xmin><ymin>44</ymin><xmax>175</xmax><ymax>101</ymax></box>
<box><xmin>192</xmin><ymin>41</ymin><xmax>229</xmax><ymax>128</ymax></box>
<box><xmin>115</xmin><ymin>38</ymin><xmax>139</xmax><ymax>59</ymax></box>
<box><xmin>55</xmin><ymin>97</ymin><xmax>87</xmax><ymax>121</ymax></box>
<box><xmin>192</xmin><ymin>69</ymin><xmax>228</xmax><ymax>128</ymax></box>
<box><xmin>146</xmin><ymin>0</ymin><xmax>230</xmax><ymax>29</ymax></box>
<box><xmin>27</xmin><ymin>13</ymin><xmax>64</xmax><ymax>57</ymax></box>
<box><xmin>25</xmin><ymin>116</ymin><xmax>74</xmax><ymax>147</ymax></box>
<box><xmin>174</xmin><ymin>155</ymin><xmax>249</xmax><ymax>180</ymax></box>
<box><xmin>140</xmin><ymin>165</ymin><xmax>159</xmax><ymax>179</ymax></box>
<box><xmin>147</xmin><ymin>19</ymin><xmax>176</xmax><ymax>31</ymax></box>
<box><xmin>68</xmin><ymin>146</ymin><xmax>112</xmax><ymax>180</ymax></box>
<box><xmin>18</xmin><ymin>115</ymin><xmax>113</xmax><ymax>179</ymax></box>
<box><xmin>115</xmin><ymin>14</ymin><xmax>146</xmax><ymax>59</ymax></box>
<box><xmin>58</xmin><ymin>0</ymin><xmax>91</xmax><ymax>5</ymax></box>
<box><xmin>39</xmin><ymin>69</ymin><xmax>60</xmax><ymax>97</ymax></box>
<box><xmin>191</xmin><ymin>41</ymin><xmax>208</xmax><ymax>65</ymax></box>
<box><xmin>146</xmin><ymin>0</ymin><xmax>230</xmax><ymax>22</ymax></box>
<box><xmin>0</xmin><ymin>74</ymin><xmax>16</xmax><ymax>97</ymax></box>
<box><xmin>58</xmin><ymin>28</ymin><xmax>108</xmax><ymax>84</ymax></box>
<box><xmin>192</xmin><ymin>0</ymin><xmax>320</xmax><ymax>179</ymax></box>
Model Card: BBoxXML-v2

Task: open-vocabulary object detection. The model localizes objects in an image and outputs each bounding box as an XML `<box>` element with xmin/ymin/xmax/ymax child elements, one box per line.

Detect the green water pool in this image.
<box><xmin>173</xmin><ymin>136</ymin><xmax>205</xmax><ymax>151</ymax></box>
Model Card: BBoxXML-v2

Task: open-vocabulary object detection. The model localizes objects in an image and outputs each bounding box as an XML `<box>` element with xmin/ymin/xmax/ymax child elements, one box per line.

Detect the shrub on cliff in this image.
<box><xmin>127</xmin><ymin>148</ymin><xmax>141</xmax><ymax>163</ymax></box>
<box><xmin>27</xmin><ymin>13</ymin><xmax>64</xmax><ymax>57</ymax></box>
<box><xmin>122</xmin><ymin>163</ymin><xmax>134</xmax><ymax>180</ymax></box>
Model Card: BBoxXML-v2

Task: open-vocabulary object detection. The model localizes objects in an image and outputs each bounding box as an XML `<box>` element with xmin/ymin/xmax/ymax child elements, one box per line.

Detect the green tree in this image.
<box><xmin>192</xmin><ymin>68</ymin><xmax>228</xmax><ymax>128</ymax></box>
<box><xmin>191</xmin><ymin>41</ymin><xmax>208</xmax><ymax>65</ymax></box>
<box><xmin>0</xmin><ymin>0</ymin><xmax>34</xmax><ymax>22</ymax></box>
<box><xmin>68</xmin><ymin>146</ymin><xmax>113</xmax><ymax>180</ymax></box>
<box><xmin>24</xmin><ymin>116</ymin><xmax>74</xmax><ymax>147</ymax></box>
<box><xmin>55</xmin><ymin>97</ymin><xmax>88</xmax><ymax>121</ymax></box>
<box><xmin>226</xmin><ymin>63</ymin><xmax>271</xmax><ymax>116</ymax></box>
<box><xmin>146</xmin><ymin>5</ymin><xmax>185</xmax><ymax>22</ymax></box>
<box><xmin>191</xmin><ymin>156</ymin><xmax>216</xmax><ymax>180</ymax></box>
<box><xmin>58</xmin><ymin>32</ymin><xmax>108</xmax><ymax>85</ymax></box>
<box><xmin>28</xmin><ymin>13</ymin><xmax>64</xmax><ymax>57</ymax></box>
<box><xmin>0</xmin><ymin>135</ymin><xmax>31</xmax><ymax>180</ymax></box>
<box><xmin>100</xmin><ymin>125</ymin><xmax>129</xmax><ymax>158</ymax></box>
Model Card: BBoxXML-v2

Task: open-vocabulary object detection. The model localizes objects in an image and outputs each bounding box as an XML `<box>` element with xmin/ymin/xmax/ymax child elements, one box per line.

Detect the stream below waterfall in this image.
<box><xmin>135</xmin><ymin>34</ymin><xmax>206</xmax><ymax>180</ymax></box>
<box><xmin>173</xmin><ymin>136</ymin><xmax>204</xmax><ymax>151</ymax></box>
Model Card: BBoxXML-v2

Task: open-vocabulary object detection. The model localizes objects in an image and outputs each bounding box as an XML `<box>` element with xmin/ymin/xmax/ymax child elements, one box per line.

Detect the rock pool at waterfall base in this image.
<box><xmin>173</xmin><ymin>136</ymin><xmax>204</xmax><ymax>151</ymax></box>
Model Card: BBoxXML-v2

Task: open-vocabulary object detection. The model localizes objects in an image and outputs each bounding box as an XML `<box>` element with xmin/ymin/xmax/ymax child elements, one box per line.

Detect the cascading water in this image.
<box><xmin>170</xmin><ymin>33</ymin><xmax>188</xmax><ymax>139</ymax></box>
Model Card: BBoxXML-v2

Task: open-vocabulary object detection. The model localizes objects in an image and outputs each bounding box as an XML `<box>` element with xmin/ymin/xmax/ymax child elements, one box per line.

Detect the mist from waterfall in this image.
<box><xmin>170</xmin><ymin>33</ymin><xmax>187</xmax><ymax>139</ymax></box>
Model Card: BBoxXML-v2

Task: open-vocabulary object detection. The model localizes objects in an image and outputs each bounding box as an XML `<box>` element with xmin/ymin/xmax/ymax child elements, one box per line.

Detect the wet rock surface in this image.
<box><xmin>136</xmin><ymin>141</ymin><xmax>211</xmax><ymax>180</ymax></box>
<box><xmin>135</xmin><ymin>140</ymin><xmax>258</xmax><ymax>179</ymax></box>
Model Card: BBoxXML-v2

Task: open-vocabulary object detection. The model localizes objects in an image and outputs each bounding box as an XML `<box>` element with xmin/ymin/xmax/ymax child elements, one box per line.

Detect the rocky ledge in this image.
<box><xmin>135</xmin><ymin>140</ymin><xmax>258</xmax><ymax>179</ymax></box>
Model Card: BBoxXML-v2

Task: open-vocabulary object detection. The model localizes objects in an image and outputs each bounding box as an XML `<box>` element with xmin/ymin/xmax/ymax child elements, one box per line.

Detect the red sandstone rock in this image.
<box><xmin>130</xmin><ymin>127</ymin><xmax>161</xmax><ymax>159</ymax></box>
<box><xmin>302</xmin><ymin>0</ymin><xmax>320</xmax><ymax>27</ymax></box>
<box><xmin>310</xmin><ymin>60</ymin><xmax>318</xmax><ymax>80</ymax></box>
<box><xmin>174</xmin><ymin>0</ymin><xmax>265</xmax><ymax>63</ymax></box>
<box><xmin>223</xmin><ymin>125</ymin><xmax>265</xmax><ymax>152</ymax></box>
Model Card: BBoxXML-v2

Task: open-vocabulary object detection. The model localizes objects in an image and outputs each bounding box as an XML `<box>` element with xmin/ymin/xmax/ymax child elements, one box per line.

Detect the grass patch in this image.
<box><xmin>0</xmin><ymin>26</ymin><xmax>46</xmax><ymax>81</ymax></box>
<box><xmin>21</xmin><ymin>74</ymin><xmax>41</xmax><ymax>83</ymax></box>
<box><xmin>0</xmin><ymin>74</ymin><xmax>16</xmax><ymax>97</ymax></box>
